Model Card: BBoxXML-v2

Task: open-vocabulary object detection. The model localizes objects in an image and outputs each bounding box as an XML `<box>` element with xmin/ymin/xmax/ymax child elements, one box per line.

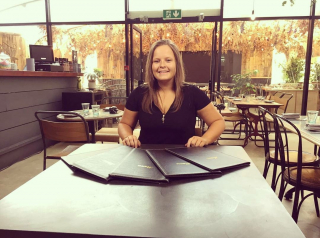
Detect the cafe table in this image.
<box><xmin>0</xmin><ymin>144</ymin><xmax>305</xmax><ymax>238</ymax></box>
<box><xmin>57</xmin><ymin>109</ymin><xmax>123</xmax><ymax>143</ymax></box>
<box><xmin>225</xmin><ymin>97</ymin><xmax>283</xmax><ymax>147</ymax></box>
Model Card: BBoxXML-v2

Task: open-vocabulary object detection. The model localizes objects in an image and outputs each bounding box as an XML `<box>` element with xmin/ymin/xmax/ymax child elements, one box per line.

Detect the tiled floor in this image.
<box><xmin>0</xmin><ymin>127</ymin><xmax>319</xmax><ymax>237</ymax></box>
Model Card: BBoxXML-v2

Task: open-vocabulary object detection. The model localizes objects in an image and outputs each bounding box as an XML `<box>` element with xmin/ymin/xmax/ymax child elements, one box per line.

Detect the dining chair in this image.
<box><xmin>35</xmin><ymin>110</ymin><xmax>90</xmax><ymax>170</ymax></box>
<box><xmin>275</xmin><ymin>114</ymin><xmax>320</xmax><ymax>223</ymax></box>
<box><xmin>258</xmin><ymin>107</ymin><xmax>319</xmax><ymax>192</ymax></box>
<box><xmin>212</xmin><ymin>91</ymin><xmax>249</xmax><ymax>144</ymax></box>
<box><xmin>273</xmin><ymin>93</ymin><xmax>293</xmax><ymax>114</ymax></box>
<box><xmin>93</xmin><ymin>103</ymin><xmax>126</xmax><ymax>143</ymax></box>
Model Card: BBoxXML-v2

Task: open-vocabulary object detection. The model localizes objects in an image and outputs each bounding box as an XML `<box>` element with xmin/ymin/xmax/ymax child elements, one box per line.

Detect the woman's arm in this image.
<box><xmin>185</xmin><ymin>103</ymin><xmax>225</xmax><ymax>147</ymax></box>
<box><xmin>118</xmin><ymin>108</ymin><xmax>141</xmax><ymax>148</ymax></box>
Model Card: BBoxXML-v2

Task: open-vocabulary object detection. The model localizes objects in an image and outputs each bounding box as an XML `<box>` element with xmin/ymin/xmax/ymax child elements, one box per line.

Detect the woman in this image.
<box><xmin>118</xmin><ymin>39</ymin><xmax>225</xmax><ymax>148</ymax></box>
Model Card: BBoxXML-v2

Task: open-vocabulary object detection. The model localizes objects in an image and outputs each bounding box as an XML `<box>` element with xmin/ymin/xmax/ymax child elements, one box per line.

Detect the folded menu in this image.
<box><xmin>282</xmin><ymin>113</ymin><xmax>300</xmax><ymax>119</ymax></box>
<box><xmin>109</xmin><ymin>148</ymin><xmax>169</xmax><ymax>183</ymax></box>
<box><xmin>146</xmin><ymin>149</ymin><xmax>221</xmax><ymax>178</ymax></box>
<box><xmin>165</xmin><ymin>147</ymin><xmax>250</xmax><ymax>172</ymax></box>
<box><xmin>73</xmin><ymin>145</ymin><xmax>132</xmax><ymax>181</ymax></box>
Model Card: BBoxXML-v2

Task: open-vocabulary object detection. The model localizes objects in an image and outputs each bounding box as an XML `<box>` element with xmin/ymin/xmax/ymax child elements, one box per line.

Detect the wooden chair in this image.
<box><xmin>258</xmin><ymin>107</ymin><xmax>319</xmax><ymax>192</ymax></box>
<box><xmin>275</xmin><ymin>114</ymin><xmax>320</xmax><ymax>222</ymax></box>
<box><xmin>273</xmin><ymin>93</ymin><xmax>293</xmax><ymax>114</ymax></box>
<box><xmin>94</xmin><ymin>104</ymin><xmax>125</xmax><ymax>143</ymax></box>
<box><xmin>35</xmin><ymin>110</ymin><xmax>90</xmax><ymax>170</ymax></box>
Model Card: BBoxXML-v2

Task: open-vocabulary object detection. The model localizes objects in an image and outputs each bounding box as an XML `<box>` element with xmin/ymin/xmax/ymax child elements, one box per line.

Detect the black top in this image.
<box><xmin>126</xmin><ymin>84</ymin><xmax>211</xmax><ymax>144</ymax></box>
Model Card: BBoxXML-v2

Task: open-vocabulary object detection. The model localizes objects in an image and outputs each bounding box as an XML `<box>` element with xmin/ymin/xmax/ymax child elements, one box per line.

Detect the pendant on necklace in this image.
<box><xmin>162</xmin><ymin>114</ymin><xmax>165</xmax><ymax>124</ymax></box>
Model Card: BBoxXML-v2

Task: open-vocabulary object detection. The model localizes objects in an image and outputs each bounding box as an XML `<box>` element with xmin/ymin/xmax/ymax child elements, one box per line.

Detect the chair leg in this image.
<box><xmin>314</xmin><ymin>194</ymin><xmax>320</xmax><ymax>217</ymax></box>
<box><xmin>262</xmin><ymin>160</ymin><xmax>269</xmax><ymax>178</ymax></box>
<box><xmin>271</xmin><ymin>164</ymin><xmax>278</xmax><ymax>191</ymax></box>
<box><xmin>278</xmin><ymin>179</ymin><xmax>286</xmax><ymax>201</ymax></box>
<box><xmin>43</xmin><ymin>156</ymin><xmax>46</xmax><ymax>171</ymax></box>
<box><xmin>292</xmin><ymin>187</ymin><xmax>301</xmax><ymax>223</ymax></box>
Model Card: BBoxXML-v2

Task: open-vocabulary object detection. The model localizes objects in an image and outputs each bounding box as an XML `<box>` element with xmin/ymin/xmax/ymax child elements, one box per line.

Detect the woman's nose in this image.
<box><xmin>160</xmin><ymin>60</ymin><xmax>165</xmax><ymax>67</ymax></box>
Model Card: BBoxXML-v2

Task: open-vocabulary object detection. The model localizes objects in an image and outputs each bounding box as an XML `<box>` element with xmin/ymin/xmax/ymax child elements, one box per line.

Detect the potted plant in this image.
<box><xmin>84</xmin><ymin>71</ymin><xmax>99</xmax><ymax>90</ymax></box>
<box><xmin>84</xmin><ymin>68</ymin><xmax>104</xmax><ymax>90</ymax></box>
<box><xmin>280</xmin><ymin>57</ymin><xmax>304</xmax><ymax>84</ymax></box>
<box><xmin>231</xmin><ymin>72</ymin><xmax>256</xmax><ymax>96</ymax></box>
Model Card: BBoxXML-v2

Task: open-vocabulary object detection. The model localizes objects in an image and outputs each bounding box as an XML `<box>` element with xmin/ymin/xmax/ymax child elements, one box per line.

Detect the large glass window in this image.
<box><xmin>0</xmin><ymin>25</ymin><xmax>47</xmax><ymax>70</ymax></box>
<box><xmin>50</xmin><ymin>24</ymin><xmax>126</xmax><ymax>86</ymax></box>
<box><xmin>50</xmin><ymin>0</ymin><xmax>125</xmax><ymax>22</ymax></box>
<box><xmin>0</xmin><ymin>0</ymin><xmax>46</xmax><ymax>24</ymax></box>
<box><xmin>133</xmin><ymin>22</ymin><xmax>214</xmax><ymax>84</ymax></box>
<box><xmin>221</xmin><ymin>20</ymin><xmax>308</xmax><ymax>86</ymax></box>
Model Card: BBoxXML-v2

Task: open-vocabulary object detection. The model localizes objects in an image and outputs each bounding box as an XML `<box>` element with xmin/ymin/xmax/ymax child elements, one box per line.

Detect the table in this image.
<box><xmin>225</xmin><ymin>97</ymin><xmax>283</xmax><ymax>146</ymax></box>
<box><xmin>283</xmin><ymin>116</ymin><xmax>320</xmax><ymax>147</ymax></box>
<box><xmin>0</xmin><ymin>144</ymin><xmax>305</xmax><ymax>238</ymax></box>
<box><xmin>57</xmin><ymin>109</ymin><xmax>123</xmax><ymax>143</ymax></box>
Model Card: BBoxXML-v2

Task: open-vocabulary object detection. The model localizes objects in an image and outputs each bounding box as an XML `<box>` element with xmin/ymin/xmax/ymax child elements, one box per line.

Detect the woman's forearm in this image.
<box><xmin>202</xmin><ymin>119</ymin><xmax>225</xmax><ymax>144</ymax></box>
<box><xmin>118</xmin><ymin>122</ymin><xmax>134</xmax><ymax>140</ymax></box>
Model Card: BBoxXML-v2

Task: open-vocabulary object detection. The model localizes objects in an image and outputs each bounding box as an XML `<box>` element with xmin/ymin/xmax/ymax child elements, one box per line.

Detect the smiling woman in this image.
<box><xmin>118</xmin><ymin>39</ymin><xmax>225</xmax><ymax>148</ymax></box>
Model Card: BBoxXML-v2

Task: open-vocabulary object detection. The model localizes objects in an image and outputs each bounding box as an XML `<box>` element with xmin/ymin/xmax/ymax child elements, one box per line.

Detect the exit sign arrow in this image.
<box><xmin>163</xmin><ymin>9</ymin><xmax>182</xmax><ymax>20</ymax></box>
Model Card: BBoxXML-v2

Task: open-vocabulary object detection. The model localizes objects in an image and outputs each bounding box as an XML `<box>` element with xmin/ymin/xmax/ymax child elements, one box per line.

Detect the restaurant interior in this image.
<box><xmin>1</xmin><ymin>0</ymin><xmax>320</xmax><ymax>237</ymax></box>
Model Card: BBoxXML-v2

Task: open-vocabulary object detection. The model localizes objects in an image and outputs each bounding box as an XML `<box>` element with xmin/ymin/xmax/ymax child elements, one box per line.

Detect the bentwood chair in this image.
<box><xmin>275</xmin><ymin>114</ymin><xmax>320</xmax><ymax>223</ymax></box>
<box><xmin>35</xmin><ymin>111</ymin><xmax>90</xmax><ymax>170</ymax></box>
<box><xmin>258</xmin><ymin>107</ymin><xmax>319</xmax><ymax>192</ymax></box>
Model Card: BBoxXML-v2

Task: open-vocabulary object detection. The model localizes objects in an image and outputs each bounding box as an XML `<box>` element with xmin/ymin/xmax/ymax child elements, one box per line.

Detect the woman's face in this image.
<box><xmin>152</xmin><ymin>45</ymin><xmax>176</xmax><ymax>83</ymax></box>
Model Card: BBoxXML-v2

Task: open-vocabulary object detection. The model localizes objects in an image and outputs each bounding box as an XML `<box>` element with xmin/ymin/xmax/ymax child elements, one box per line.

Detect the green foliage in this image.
<box><xmin>282</xmin><ymin>0</ymin><xmax>295</xmax><ymax>6</ymax></box>
<box><xmin>280</xmin><ymin>57</ymin><xmax>304</xmax><ymax>83</ymax></box>
<box><xmin>311</xmin><ymin>62</ymin><xmax>320</xmax><ymax>82</ymax></box>
<box><xmin>94</xmin><ymin>68</ymin><xmax>104</xmax><ymax>78</ymax></box>
<box><xmin>231</xmin><ymin>72</ymin><xmax>256</xmax><ymax>95</ymax></box>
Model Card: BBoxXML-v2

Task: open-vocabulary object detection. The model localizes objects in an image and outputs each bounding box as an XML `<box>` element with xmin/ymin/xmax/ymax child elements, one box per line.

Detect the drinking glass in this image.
<box><xmin>81</xmin><ymin>103</ymin><xmax>90</xmax><ymax>116</ymax></box>
<box><xmin>307</xmin><ymin>110</ymin><xmax>319</xmax><ymax>124</ymax></box>
<box><xmin>91</xmin><ymin>105</ymin><xmax>100</xmax><ymax>117</ymax></box>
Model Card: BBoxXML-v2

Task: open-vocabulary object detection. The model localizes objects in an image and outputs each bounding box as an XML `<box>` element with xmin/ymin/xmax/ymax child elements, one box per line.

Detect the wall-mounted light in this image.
<box><xmin>251</xmin><ymin>0</ymin><xmax>255</xmax><ymax>21</ymax></box>
<box><xmin>251</xmin><ymin>10</ymin><xmax>255</xmax><ymax>20</ymax></box>
<box><xmin>198</xmin><ymin>13</ymin><xmax>204</xmax><ymax>22</ymax></box>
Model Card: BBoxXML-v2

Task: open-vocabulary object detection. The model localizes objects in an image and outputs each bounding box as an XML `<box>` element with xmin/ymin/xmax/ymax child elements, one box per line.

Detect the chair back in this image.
<box><xmin>212</xmin><ymin>91</ymin><xmax>224</xmax><ymax>104</ymax></box>
<box><xmin>35</xmin><ymin>111</ymin><xmax>90</xmax><ymax>143</ymax></box>
<box><xmin>273</xmin><ymin>93</ymin><xmax>293</xmax><ymax>114</ymax></box>
<box><xmin>274</xmin><ymin>114</ymin><xmax>303</xmax><ymax>183</ymax></box>
<box><xmin>272</xmin><ymin>91</ymin><xmax>285</xmax><ymax>97</ymax></box>
<box><xmin>258</xmin><ymin>106</ymin><xmax>278</xmax><ymax>161</ymax></box>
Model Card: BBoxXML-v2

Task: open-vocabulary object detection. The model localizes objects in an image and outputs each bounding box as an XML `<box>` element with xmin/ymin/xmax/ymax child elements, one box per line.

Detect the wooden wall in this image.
<box><xmin>0</xmin><ymin>32</ymin><xmax>27</xmax><ymax>71</ymax></box>
<box><xmin>0</xmin><ymin>74</ymin><xmax>78</xmax><ymax>171</ymax></box>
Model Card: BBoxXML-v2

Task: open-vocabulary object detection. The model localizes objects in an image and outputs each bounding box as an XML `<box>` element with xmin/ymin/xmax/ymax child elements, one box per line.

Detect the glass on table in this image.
<box><xmin>81</xmin><ymin>103</ymin><xmax>90</xmax><ymax>116</ymax></box>
<box><xmin>307</xmin><ymin>110</ymin><xmax>319</xmax><ymax>124</ymax></box>
<box><xmin>91</xmin><ymin>105</ymin><xmax>100</xmax><ymax>117</ymax></box>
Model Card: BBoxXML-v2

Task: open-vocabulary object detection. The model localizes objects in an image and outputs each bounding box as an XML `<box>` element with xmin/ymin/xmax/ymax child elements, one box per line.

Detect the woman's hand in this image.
<box><xmin>185</xmin><ymin>136</ymin><xmax>209</xmax><ymax>147</ymax></box>
<box><xmin>122</xmin><ymin>135</ymin><xmax>141</xmax><ymax>148</ymax></box>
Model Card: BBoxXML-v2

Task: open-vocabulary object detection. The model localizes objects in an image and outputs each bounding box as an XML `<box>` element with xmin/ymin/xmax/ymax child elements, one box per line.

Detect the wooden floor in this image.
<box><xmin>0</xmin><ymin>123</ymin><xmax>319</xmax><ymax>238</ymax></box>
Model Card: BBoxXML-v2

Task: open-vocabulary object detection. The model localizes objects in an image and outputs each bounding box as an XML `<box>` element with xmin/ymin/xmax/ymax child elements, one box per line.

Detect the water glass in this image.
<box><xmin>91</xmin><ymin>105</ymin><xmax>100</xmax><ymax>117</ymax></box>
<box><xmin>81</xmin><ymin>103</ymin><xmax>90</xmax><ymax>116</ymax></box>
<box><xmin>307</xmin><ymin>110</ymin><xmax>319</xmax><ymax>124</ymax></box>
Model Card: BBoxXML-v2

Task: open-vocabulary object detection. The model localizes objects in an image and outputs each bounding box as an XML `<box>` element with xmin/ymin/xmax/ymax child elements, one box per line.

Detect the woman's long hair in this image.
<box><xmin>142</xmin><ymin>39</ymin><xmax>185</xmax><ymax>113</ymax></box>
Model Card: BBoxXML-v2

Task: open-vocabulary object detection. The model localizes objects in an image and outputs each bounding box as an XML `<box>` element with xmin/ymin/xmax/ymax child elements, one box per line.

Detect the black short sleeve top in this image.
<box><xmin>125</xmin><ymin>84</ymin><xmax>211</xmax><ymax>144</ymax></box>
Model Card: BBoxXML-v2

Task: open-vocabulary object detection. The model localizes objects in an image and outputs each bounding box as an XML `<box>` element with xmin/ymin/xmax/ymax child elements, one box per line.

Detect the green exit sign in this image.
<box><xmin>163</xmin><ymin>9</ymin><xmax>182</xmax><ymax>20</ymax></box>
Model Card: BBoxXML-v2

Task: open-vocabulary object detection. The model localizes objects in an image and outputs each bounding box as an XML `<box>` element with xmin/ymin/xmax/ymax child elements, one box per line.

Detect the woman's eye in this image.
<box><xmin>166</xmin><ymin>59</ymin><xmax>171</xmax><ymax>62</ymax></box>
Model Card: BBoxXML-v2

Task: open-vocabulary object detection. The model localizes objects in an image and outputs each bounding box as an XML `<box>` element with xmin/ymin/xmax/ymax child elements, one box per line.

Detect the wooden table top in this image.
<box><xmin>225</xmin><ymin>97</ymin><xmax>283</xmax><ymax>109</ymax></box>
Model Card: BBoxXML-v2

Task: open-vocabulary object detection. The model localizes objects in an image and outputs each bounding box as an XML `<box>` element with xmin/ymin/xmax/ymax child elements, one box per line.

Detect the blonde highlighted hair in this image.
<box><xmin>142</xmin><ymin>39</ymin><xmax>185</xmax><ymax>113</ymax></box>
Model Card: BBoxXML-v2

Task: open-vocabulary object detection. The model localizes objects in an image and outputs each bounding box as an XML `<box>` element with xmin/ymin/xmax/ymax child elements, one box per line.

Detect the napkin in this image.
<box><xmin>306</xmin><ymin>123</ymin><xmax>320</xmax><ymax>131</ymax></box>
<box><xmin>282</xmin><ymin>113</ymin><xmax>300</xmax><ymax>119</ymax></box>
